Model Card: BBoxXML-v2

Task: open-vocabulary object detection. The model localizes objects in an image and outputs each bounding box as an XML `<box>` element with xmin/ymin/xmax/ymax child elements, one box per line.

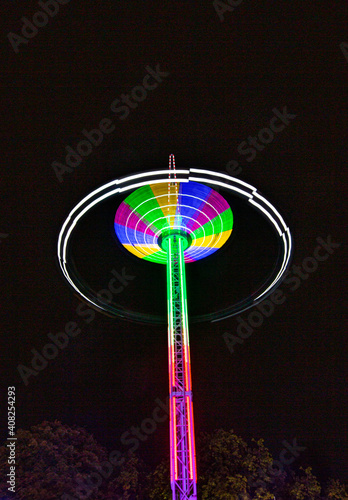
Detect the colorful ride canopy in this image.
<box><xmin>114</xmin><ymin>181</ymin><xmax>233</xmax><ymax>264</ymax></box>
<box><xmin>115</xmin><ymin>181</ymin><xmax>233</xmax><ymax>264</ymax></box>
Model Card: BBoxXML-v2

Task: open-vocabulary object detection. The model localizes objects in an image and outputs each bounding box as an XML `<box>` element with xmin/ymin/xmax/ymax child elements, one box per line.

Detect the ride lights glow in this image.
<box><xmin>57</xmin><ymin>168</ymin><xmax>292</xmax><ymax>323</ymax></box>
<box><xmin>57</xmin><ymin>160</ymin><xmax>292</xmax><ymax>500</ymax></box>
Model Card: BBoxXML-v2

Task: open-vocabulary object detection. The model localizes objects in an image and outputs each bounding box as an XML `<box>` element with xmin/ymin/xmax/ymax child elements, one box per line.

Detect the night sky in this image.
<box><xmin>1</xmin><ymin>0</ymin><xmax>347</xmax><ymax>485</ymax></box>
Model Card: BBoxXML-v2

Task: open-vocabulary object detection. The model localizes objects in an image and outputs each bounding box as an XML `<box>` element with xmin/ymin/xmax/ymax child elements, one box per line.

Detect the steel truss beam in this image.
<box><xmin>167</xmin><ymin>234</ymin><xmax>197</xmax><ymax>500</ymax></box>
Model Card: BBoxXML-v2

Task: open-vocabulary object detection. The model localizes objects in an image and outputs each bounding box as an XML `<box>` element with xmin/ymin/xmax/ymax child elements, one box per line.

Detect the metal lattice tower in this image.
<box><xmin>112</xmin><ymin>154</ymin><xmax>234</xmax><ymax>499</ymax></box>
<box><xmin>165</xmin><ymin>154</ymin><xmax>197</xmax><ymax>498</ymax></box>
<box><xmin>166</xmin><ymin>232</ymin><xmax>197</xmax><ymax>499</ymax></box>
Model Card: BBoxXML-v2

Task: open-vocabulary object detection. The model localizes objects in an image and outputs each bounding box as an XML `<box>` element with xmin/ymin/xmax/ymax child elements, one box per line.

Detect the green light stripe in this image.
<box><xmin>143</xmin><ymin>251</ymin><xmax>166</xmax><ymax>263</ymax></box>
<box><xmin>190</xmin><ymin>208</ymin><xmax>233</xmax><ymax>241</ymax></box>
<box><xmin>123</xmin><ymin>185</ymin><xmax>169</xmax><ymax>233</ymax></box>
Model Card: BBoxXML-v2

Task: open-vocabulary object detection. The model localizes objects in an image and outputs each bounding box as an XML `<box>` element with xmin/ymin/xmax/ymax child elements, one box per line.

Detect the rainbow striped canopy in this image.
<box><xmin>114</xmin><ymin>181</ymin><xmax>233</xmax><ymax>264</ymax></box>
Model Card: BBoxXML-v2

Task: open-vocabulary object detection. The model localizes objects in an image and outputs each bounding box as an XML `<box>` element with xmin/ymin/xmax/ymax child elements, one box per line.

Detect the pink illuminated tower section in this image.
<box><xmin>114</xmin><ymin>155</ymin><xmax>234</xmax><ymax>499</ymax></box>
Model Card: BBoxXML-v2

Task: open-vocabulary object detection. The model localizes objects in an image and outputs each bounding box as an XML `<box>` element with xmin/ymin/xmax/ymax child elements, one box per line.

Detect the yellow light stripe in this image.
<box><xmin>123</xmin><ymin>244</ymin><xmax>160</xmax><ymax>258</ymax></box>
<box><xmin>193</xmin><ymin>229</ymin><xmax>232</xmax><ymax>248</ymax></box>
<box><xmin>150</xmin><ymin>182</ymin><xmax>178</xmax><ymax>228</ymax></box>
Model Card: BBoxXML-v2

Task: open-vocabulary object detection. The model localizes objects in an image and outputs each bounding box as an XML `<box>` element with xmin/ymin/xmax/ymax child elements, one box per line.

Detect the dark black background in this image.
<box><xmin>1</xmin><ymin>0</ymin><xmax>347</xmax><ymax>484</ymax></box>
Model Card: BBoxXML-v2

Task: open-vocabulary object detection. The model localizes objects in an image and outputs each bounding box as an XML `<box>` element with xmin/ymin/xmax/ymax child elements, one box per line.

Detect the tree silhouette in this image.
<box><xmin>0</xmin><ymin>422</ymin><xmax>347</xmax><ymax>499</ymax></box>
<box><xmin>149</xmin><ymin>429</ymin><xmax>348</xmax><ymax>500</ymax></box>
<box><xmin>105</xmin><ymin>454</ymin><xmax>148</xmax><ymax>500</ymax></box>
<box><xmin>0</xmin><ymin>420</ymin><xmax>108</xmax><ymax>500</ymax></box>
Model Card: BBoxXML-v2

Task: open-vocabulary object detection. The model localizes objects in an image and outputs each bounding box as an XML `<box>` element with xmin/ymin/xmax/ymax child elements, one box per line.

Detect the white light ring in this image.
<box><xmin>58</xmin><ymin>168</ymin><xmax>292</xmax><ymax>324</ymax></box>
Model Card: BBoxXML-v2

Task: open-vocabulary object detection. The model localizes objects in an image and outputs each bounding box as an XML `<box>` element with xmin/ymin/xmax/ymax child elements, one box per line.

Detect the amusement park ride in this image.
<box><xmin>58</xmin><ymin>155</ymin><xmax>292</xmax><ymax>499</ymax></box>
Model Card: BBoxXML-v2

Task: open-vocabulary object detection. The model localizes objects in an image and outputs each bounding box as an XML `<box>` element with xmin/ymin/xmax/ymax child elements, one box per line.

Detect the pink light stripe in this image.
<box><xmin>115</xmin><ymin>203</ymin><xmax>156</xmax><ymax>236</ymax></box>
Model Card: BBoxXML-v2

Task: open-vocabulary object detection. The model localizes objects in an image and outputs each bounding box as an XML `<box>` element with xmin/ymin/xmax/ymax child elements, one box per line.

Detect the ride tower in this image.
<box><xmin>114</xmin><ymin>155</ymin><xmax>234</xmax><ymax>499</ymax></box>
